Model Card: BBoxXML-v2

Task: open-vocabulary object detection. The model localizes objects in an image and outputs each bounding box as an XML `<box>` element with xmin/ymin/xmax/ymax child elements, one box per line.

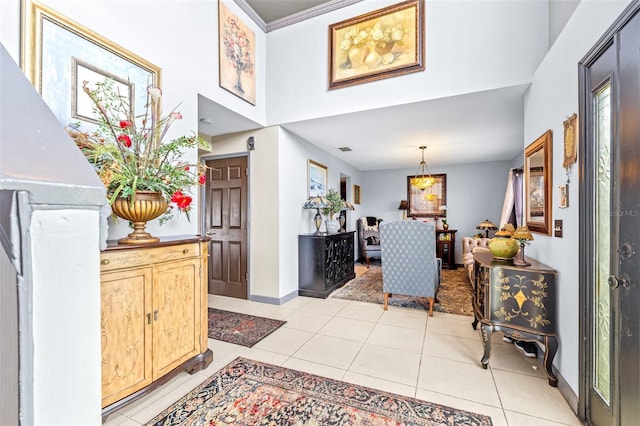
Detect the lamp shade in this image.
<box><xmin>303</xmin><ymin>196</ymin><xmax>328</xmax><ymax>210</ymax></box>
<box><xmin>343</xmin><ymin>201</ymin><xmax>355</xmax><ymax>211</ymax></box>
<box><xmin>398</xmin><ymin>200</ymin><xmax>408</xmax><ymax>210</ymax></box>
<box><xmin>502</xmin><ymin>223</ymin><xmax>516</xmax><ymax>235</ymax></box>
<box><xmin>476</xmin><ymin>219</ymin><xmax>497</xmax><ymax>231</ymax></box>
<box><xmin>512</xmin><ymin>225</ymin><xmax>534</xmax><ymax>242</ymax></box>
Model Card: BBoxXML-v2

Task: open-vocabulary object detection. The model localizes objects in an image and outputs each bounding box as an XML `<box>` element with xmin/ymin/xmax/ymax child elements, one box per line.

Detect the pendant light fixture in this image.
<box><xmin>411</xmin><ymin>146</ymin><xmax>435</xmax><ymax>190</ymax></box>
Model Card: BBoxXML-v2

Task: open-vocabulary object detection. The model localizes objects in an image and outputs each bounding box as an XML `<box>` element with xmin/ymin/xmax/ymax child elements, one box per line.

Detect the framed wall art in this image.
<box><xmin>525</xmin><ymin>130</ymin><xmax>553</xmax><ymax>235</ymax></box>
<box><xmin>219</xmin><ymin>1</ymin><xmax>256</xmax><ymax>105</ymax></box>
<box><xmin>21</xmin><ymin>0</ymin><xmax>160</xmax><ymax>128</ymax></box>
<box><xmin>308</xmin><ymin>160</ymin><xmax>327</xmax><ymax>198</ymax></box>
<box><xmin>406</xmin><ymin>174</ymin><xmax>446</xmax><ymax>218</ymax></box>
<box><xmin>353</xmin><ymin>184</ymin><xmax>361</xmax><ymax>204</ymax></box>
<box><xmin>559</xmin><ymin>184</ymin><xmax>569</xmax><ymax>209</ymax></box>
<box><xmin>563</xmin><ymin>113</ymin><xmax>577</xmax><ymax>168</ymax></box>
<box><xmin>328</xmin><ymin>0</ymin><xmax>425</xmax><ymax>90</ymax></box>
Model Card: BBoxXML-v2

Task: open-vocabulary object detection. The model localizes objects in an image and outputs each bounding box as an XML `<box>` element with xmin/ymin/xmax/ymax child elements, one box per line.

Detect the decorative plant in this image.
<box><xmin>441</xmin><ymin>218</ymin><xmax>447</xmax><ymax>225</ymax></box>
<box><xmin>68</xmin><ymin>78</ymin><xmax>210</xmax><ymax>223</ymax></box>
<box><xmin>322</xmin><ymin>188</ymin><xmax>346</xmax><ymax>220</ymax></box>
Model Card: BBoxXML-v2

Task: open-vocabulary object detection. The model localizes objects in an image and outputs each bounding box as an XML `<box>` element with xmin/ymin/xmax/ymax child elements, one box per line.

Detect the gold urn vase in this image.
<box><xmin>111</xmin><ymin>191</ymin><xmax>168</xmax><ymax>245</ymax></box>
<box><xmin>488</xmin><ymin>229</ymin><xmax>519</xmax><ymax>260</ymax></box>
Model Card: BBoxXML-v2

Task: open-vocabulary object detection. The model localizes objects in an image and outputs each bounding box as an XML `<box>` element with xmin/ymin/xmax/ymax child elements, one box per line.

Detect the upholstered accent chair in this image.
<box><xmin>379</xmin><ymin>220</ymin><xmax>441</xmax><ymax>316</ymax></box>
<box><xmin>462</xmin><ymin>237</ymin><xmax>490</xmax><ymax>286</ymax></box>
<box><xmin>357</xmin><ymin>216</ymin><xmax>383</xmax><ymax>265</ymax></box>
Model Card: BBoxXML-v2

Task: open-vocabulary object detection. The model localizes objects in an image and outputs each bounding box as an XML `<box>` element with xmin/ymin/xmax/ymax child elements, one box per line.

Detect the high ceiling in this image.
<box><xmin>198</xmin><ymin>1</ymin><xmax>552</xmax><ymax>171</ymax></box>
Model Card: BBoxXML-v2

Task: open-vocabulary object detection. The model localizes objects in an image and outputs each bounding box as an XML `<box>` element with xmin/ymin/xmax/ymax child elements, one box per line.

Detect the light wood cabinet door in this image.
<box><xmin>100</xmin><ymin>267</ymin><xmax>153</xmax><ymax>407</ymax></box>
<box><xmin>152</xmin><ymin>258</ymin><xmax>201</xmax><ymax>378</ymax></box>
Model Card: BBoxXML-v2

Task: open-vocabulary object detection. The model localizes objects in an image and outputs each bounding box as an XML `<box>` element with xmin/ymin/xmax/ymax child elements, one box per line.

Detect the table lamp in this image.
<box><xmin>512</xmin><ymin>225</ymin><xmax>534</xmax><ymax>266</ymax></box>
<box><xmin>398</xmin><ymin>200</ymin><xmax>408</xmax><ymax>219</ymax></box>
<box><xmin>476</xmin><ymin>219</ymin><xmax>497</xmax><ymax>238</ymax></box>
<box><xmin>303</xmin><ymin>196</ymin><xmax>328</xmax><ymax>234</ymax></box>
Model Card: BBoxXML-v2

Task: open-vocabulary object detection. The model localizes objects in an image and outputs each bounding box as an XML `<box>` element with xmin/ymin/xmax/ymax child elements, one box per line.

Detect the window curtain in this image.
<box><xmin>500</xmin><ymin>168</ymin><xmax>524</xmax><ymax>227</ymax></box>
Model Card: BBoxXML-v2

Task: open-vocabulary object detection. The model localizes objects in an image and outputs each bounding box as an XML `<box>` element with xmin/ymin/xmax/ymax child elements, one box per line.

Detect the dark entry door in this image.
<box><xmin>580</xmin><ymin>5</ymin><xmax>640</xmax><ymax>425</ymax></box>
<box><xmin>204</xmin><ymin>156</ymin><xmax>248</xmax><ymax>299</ymax></box>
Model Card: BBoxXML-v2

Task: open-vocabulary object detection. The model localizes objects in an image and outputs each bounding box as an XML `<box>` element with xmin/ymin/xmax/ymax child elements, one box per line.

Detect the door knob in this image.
<box><xmin>205</xmin><ymin>230</ymin><xmax>216</xmax><ymax>236</ymax></box>
<box><xmin>608</xmin><ymin>275</ymin><xmax>620</xmax><ymax>289</ymax></box>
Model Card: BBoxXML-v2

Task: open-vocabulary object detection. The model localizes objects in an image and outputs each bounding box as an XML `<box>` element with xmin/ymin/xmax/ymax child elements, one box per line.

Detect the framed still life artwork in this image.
<box><xmin>328</xmin><ymin>0</ymin><xmax>425</xmax><ymax>90</ymax></box>
<box><xmin>308</xmin><ymin>160</ymin><xmax>328</xmax><ymax>198</ymax></box>
<box><xmin>219</xmin><ymin>1</ymin><xmax>256</xmax><ymax>105</ymax></box>
<box><xmin>406</xmin><ymin>174</ymin><xmax>446</xmax><ymax>218</ymax></box>
<box><xmin>21</xmin><ymin>0</ymin><xmax>160</xmax><ymax>128</ymax></box>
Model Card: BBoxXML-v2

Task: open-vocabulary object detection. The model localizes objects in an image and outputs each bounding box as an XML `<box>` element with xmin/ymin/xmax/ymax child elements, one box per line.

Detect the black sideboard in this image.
<box><xmin>472</xmin><ymin>251</ymin><xmax>558</xmax><ymax>386</ymax></box>
<box><xmin>298</xmin><ymin>232</ymin><xmax>355</xmax><ymax>298</ymax></box>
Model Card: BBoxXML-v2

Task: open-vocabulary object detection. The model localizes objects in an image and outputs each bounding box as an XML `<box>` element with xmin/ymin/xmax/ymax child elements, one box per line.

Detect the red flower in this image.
<box><xmin>171</xmin><ymin>191</ymin><xmax>192</xmax><ymax>210</ymax></box>
<box><xmin>198</xmin><ymin>173</ymin><xmax>206</xmax><ymax>185</ymax></box>
<box><xmin>184</xmin><ymin>166</ymin><xmax>190</xmax><ymax>171</ymax></box>
<box><xmin>117</xmin><ymin>134</ymin><xmax>132</xmax><ymax>147</ymax></box>
<box><xmin>119</xmin><ymin>120</ymin><xmax>132</xmax><ymax>129</ymax></box>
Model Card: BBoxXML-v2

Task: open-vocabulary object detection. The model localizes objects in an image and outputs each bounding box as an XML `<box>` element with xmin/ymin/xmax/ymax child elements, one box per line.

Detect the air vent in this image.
<box><xmin>338</xmin><ymin>146</ymin><xmax>352</xmax><ymax>152</ymax></box>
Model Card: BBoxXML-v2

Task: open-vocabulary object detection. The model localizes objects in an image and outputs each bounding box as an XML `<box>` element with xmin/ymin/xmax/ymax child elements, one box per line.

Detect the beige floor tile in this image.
<box><xmin>209</xmin><ymin>298</ymin><xmax>260</xmax><ymax>314</ymax></box>
<box><xmin>292</xmin><ymin>334</ymin><xmax>363</xmax><ymax>370</ymax></box>
<box><xmin>426</xmin><ymin>315</ymin><xmax>482</xmax><ymax>340</ymax></box>
<box><xmin>414</xmin><ymin>388</ymin><xmax>508</xmax><ymax>426</ymax></box>
<box><xmin>282</xmin><ymin>310</ymin><xmax>332</xmax><ymax>333</ymax></box>
<box><xmin>367</xmin><ymin>323</ymin><xmax>425</xmax><ymax>353</ymax></box>
<box><xmin>342</xmin><ymin>371</ymin><xmax>416</xmax><ymax>398</ymax></box>
<box><xmin>318</xmin><ymin>316</ymin><xmax>376</xmax><ymax>342</ymax></box>
<box><xmin>350</xmin><ymin>343</ymin><xmax>422</xmax><ymax>386</ymax></box>
<box><xmin>280</xmin><ymin>296</ymin><xmax>315</xmax><ymax>310</ymax></box>
<box><xmin>493</xmin><ymin>369</ymin><xmax>579</xmax><ymax>425</ymax></box>
<box><xmin>302</xmin><ymin>297</ymin><xmax>350</xmax><ymax>316</ymax></box>
<box><xmin>235</xmin><ymin>347</ymin><xmax>289</xmax><ymax>366</ymax></box>
<box><xmin>423</xmin><ymin>333</ymin><xmax>483</xmax><ymax>365</ymax></box>
<box><xmin>246</xmin><ymin>303</ymin><xmax>297</xmax><ymax>320</ymax></box>
<box><xmin>377</xmin><ymin>307</ymin><xmax>428</xmax><ymax>331</ymax></box>
<box><xmin>208</xmin><ymin>338</ymin><xmax>243</xmax><ymax>360</ymax></box>
<box><xmin>103</xmin><ymin>413</ymin><xmax>137</xmax><ymax>426</ymax></box>
<box><xmin>115</xmin><ymin>372</ymin><xmax>193</xmax><ymax>418</ymax></box>
<box><xmin>335</xmin><ymin>300</ymin><xmax>384</xmax><ymax>323</ymax></box>
<box><xmin>198</xmin><ymin>350</ymin><xmax>242</xmax><ymax>378</ymax></box>
<box><xmin>252</xmin><ymin>327</ymin><xmax>313</xmax><ymax>355</ymax></box>
<box><xmin>489</xmin><ymin>343</ymin><xmax>547</xmax><ymax>378</ymax></box>
<box><xmin>504</xmin><ymin>410</ymin><xmax>582</xmax><ymax>426</ymax></box>
<box><xmin>282</xmin><ymin>357</ymin><xmax>346</xmax><ymax>380</ymax></box>
<box><xmin>417</xmin><ymin>355</ymin><xmax>501</xmax><ymax>407</ymax></box>
<box><xmin>431</xmin><ymin>311</ymin><xmax>474</xmax><ymax>323</ymax></box>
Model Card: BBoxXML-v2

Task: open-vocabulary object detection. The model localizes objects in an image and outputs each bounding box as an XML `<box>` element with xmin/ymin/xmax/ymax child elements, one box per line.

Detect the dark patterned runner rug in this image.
<box><xmin>146</xmin><ymin>357</ymin><xmax>493</xmax><ymax>425</ymax></box>
<box><xmin>207</xmin><ymin>308</ymin><xmax>286</xmax><ymax>347</ymax></box>
<box><xmin>331</xmin><ymin>265</ymin><xmax>474</xmax><ymax>316</ymax></box>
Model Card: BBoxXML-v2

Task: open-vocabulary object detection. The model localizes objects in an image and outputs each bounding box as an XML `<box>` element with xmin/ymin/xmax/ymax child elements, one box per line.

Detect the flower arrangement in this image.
<box><xmin>222</xmin><ymin>12</ymin><xmax>254</xmax><ymax>93</ymax></box>
<box><xmin>340</xmin><ymin>21</ymin><xmax>407</xmax><ymax>69</ymax></box>
<box><xmin>322</xmin><ymin>188</ymin><xmax>346</xmax><ymax>220</ymax></box>
<box><xmin>68</xmin><ymin>78</ymin><xmax>209</xmax><ymax>224</ymax></box>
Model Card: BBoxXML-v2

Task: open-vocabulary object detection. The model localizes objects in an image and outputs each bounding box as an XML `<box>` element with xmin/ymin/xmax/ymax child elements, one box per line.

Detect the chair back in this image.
<box><xmin>379</xmin><ymin>220</ymin><xmax>439</xmax><ymax>298</ymax></box>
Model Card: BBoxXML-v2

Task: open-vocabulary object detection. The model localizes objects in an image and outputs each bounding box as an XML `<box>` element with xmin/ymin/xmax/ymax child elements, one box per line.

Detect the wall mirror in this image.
<box><xmin>525</xmin><ymin>130</ymin><xmax>552</xmax><ymax>235</ymax></box>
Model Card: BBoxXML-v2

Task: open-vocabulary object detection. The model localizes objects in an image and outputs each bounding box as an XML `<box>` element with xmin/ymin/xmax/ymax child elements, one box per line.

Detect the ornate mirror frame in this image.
<box><xmin>525</xmin><ymin>130</ymin><xmax>553</xmax><ymax>235</ymax></box>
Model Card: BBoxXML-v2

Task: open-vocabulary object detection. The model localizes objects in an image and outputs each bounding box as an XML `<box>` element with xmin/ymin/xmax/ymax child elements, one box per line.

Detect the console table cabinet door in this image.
<box><xmin>100</xmin><ymin>267</ymin><xmax>153</xmax><ymax>407</ymax></box>
<box><xmin>298</xmin><ymin>232</ymin><xmax>355</xmax><ymax>298</ymax></box>
<box><xmin>152</xmin><ymin>258</ymin><xmax>202</xmax><ymax>378</ymax></box>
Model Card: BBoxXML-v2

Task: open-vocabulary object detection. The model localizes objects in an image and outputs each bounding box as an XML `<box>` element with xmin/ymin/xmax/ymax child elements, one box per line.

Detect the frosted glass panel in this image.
<box><xmin>594</xmin><ymin>83</ymin><xmax>611</xmax><ymax>404</ymax></box>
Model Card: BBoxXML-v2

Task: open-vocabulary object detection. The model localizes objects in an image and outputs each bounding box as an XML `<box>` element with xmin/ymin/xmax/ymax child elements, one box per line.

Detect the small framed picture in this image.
<box><xmin>308</xmin><ymin>160</ymin><xmax>327</xmax><ymax>197</ymax></box>
<box><xmin>559</xmin><ymin>184</ymin><xmax>569</xmax><ymax>209</ymax></box>
<box><xmin>353</xmin><ymin>184</ymin><xmax>361</xmax><ymax>204</ymax></box>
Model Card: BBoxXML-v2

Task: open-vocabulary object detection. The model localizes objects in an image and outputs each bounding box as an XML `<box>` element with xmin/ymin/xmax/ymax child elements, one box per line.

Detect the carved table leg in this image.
<box><xmin>544</xmin><ymin>336</ymin><xmax>559</xmax><ymax>387</ymax></box>
<box><xmin>480</xmin><ymin>324</ymin><xmax>492</xmax><ymax>369</ymax></box>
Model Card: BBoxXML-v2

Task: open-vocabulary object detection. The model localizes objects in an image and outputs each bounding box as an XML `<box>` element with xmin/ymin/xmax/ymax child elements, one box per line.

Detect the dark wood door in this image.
<box><xmin>580</xmin><ymin>5</ymin><xmax>640</xmax><ymax>425</ymax></box>
<box><xmin>204</xmin><ymin>157</ymin><xmax>248</xmax><ymax>299</ymax></box>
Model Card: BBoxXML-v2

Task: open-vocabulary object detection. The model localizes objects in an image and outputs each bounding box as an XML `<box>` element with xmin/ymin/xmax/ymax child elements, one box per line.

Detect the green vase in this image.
<box><xmin>488</xmin><ymin>230</ymin><xmax>519</xmax><ymax>260</ymax></box>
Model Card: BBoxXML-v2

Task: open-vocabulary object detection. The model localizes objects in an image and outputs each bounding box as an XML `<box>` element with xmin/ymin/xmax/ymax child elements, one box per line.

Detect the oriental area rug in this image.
<box><xmin>207</xmin><ymin>308</ymin><xmax>286</xmax><ymax>347</ymax></box>
<box><xmin>331</xmin><ymin>265</ymin><xmax>474</xmax><ymax>316</ymax></box>
<box><xmin>146</xmin><ymin>357</ymin><xmax>493</xmax><ymax>426</ymax></box>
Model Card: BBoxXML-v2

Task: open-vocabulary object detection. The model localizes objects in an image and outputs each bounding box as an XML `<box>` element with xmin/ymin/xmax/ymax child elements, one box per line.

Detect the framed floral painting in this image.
<box><xmin>328</xmin><ymin>0</ymin><xmax>425</xmax><ymax>89</ymax></box>
<box><xmin>21</xmin><ymin>0</ymin><xmax>160</xmax><ymax>128</ymax></box>
<box><xmin>219</xmin><ymin>1</ymin><xmax>256</xmax><ymax>105</ymax></box>
<box><xmin>406</xmin><ymin>174</ymin><xmax>446</xmax><ymax>218</ymax></box>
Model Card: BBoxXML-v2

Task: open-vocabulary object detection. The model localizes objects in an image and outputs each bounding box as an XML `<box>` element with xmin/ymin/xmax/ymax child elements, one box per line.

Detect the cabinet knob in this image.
<box><xmin>101</xmin><ymin>259</ymin><xmax>110</xmax><ymax>265</ymax></box>
<box><xmin>154</xmin><ymin>310</ymin><xmax>158</xmax><ymax>321</ymax></box>
<box><xmin>183</xmin><ymin>249</ymin><xmax>189</xmax><ymax>254</ymax></box>
<box><xmin>146</xmin><ymin>313</ymin><xmax>151</xmax><ymax>325</ymax></box>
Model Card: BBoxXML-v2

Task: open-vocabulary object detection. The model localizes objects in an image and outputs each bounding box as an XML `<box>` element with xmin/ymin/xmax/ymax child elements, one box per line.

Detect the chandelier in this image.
<box><xmin>411</xmin><ymin>146</ymin><xmax>435</xmax><ymax>190</ymax></box>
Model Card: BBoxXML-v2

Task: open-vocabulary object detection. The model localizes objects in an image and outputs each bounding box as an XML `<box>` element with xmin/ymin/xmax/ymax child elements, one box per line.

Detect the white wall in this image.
<box><xmin>523</xmin><ymin>0</ymin><xmax>632</xmax><ymax>395</ymax></box>
<box><xmin>31</xmin><ymin>209</ymin><xmax>102</xmax><ymax>425</ymax></box>
<box><xmin>363</xmin><ymin>160</ymin><xmax>512</xmax><ymax>263</ymax></box>
<box><xmin>0</xmin><ymin>0</ymin><xmax>268</xmax><ymax>240</ymax></box>
<box><xmin>266</xmin><ymin>0</ymin><xmax>548</xmax><ymax>124</ymax></box>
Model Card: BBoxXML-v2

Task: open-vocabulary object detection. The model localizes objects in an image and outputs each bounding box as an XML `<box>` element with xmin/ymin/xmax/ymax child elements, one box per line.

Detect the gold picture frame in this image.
<box><xmin>21</xmin><ymin>0</ymin><xmax>160</xmax><ymax>127</ymax></box>
<box><xmin>563</xmin><ymin>113</ymin><xmax>577</xmax><ymax>168</ymax></box>
<box><xmin>353</xmin><ymin>184</ymin><xmax>361</xmax><ymax>204</ymax></box>
<box><xmin>219</xmin><ymin>1</ymin><xmax>256</xmax><ymax>105</ymax></box>
<box><xmin>308</xmin><ymin>160</ymin><xmax>328</xmax><ymax>198</ymax></box>
<box><xmin>525</xmin><ymin>130</ymin><xmax>553</xmax><ymax>235</ymax></box>
<box><xmin>328</xmin><ymin>0</ymin><xmax>425</xmax><ymax>90</ymax></box>
<box><xmin>406</xmin><ymin>174</ymin><xmax>446</xmax><ymax>218</ymax></box>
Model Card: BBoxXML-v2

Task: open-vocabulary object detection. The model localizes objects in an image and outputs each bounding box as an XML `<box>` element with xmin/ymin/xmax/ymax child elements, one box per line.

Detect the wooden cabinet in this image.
<box><xmin>298</xmin><ymin>232</ymin><xmax>355</xmax><ymax>298</ymax></box>
<box><xmin>100</xmin><ymin>237</ymin><xmax>213</xmax><ymax>415</ymax></box>
<box><xmin>472</xmin><ymin>251</ymin><xmax>558</xmax><ymax>386</ymax></box>
<box><xmin>436</xmin><ymin>229</ymin><xmax>457</xmax><ymax>269</ymax></box>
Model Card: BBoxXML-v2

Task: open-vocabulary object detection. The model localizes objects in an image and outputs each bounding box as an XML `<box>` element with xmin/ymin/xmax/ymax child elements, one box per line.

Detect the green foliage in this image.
<box><xmin>322</xmin><ymin>188</ymin><xmax>345</xmax><ymax>219</ymax></box>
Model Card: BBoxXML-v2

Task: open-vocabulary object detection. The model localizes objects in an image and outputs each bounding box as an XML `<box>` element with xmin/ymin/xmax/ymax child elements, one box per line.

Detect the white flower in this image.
<box><xmin>147</xmin><ymin>87</ymin><xmax>162</xmax><ymax>101</ymax></box>
<box><xmin>340</xmin><ymin>39</ymin><xmax>352</xmax><ymax>50</ymax></box>
<box><xmin>382</xmin><ymin>53</ymin><xmax>395</xmax><ymax>64</ymax></box>
<box><xmin>391</xmin><ymin>25</ymin><xmax>405</xmax><ymax>41</ymax></box>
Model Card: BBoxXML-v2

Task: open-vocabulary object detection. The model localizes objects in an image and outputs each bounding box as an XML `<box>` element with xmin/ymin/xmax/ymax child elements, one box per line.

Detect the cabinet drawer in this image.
<box><xmin>101</xmin><ymin>243</ymin><xmax>201</xmax><ymax>272</ymax></box>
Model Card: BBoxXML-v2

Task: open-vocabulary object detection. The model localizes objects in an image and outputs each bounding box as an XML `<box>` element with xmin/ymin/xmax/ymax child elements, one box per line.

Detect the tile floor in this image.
<box><xmin>105</xmin><ymin>293</ymin><xmax>581</xmax><ymax>426</ymax></box>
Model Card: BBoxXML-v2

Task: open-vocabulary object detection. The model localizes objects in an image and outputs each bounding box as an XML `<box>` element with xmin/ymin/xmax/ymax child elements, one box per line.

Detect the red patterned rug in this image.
<box><xmin>146</xmin><ymin>357</ymin><xmax>492</xmax><ymax>425</ymax></box>
<box><xmin>207</xmin><ymin>308</ymin><xmax>286</xmax><ymax>347</ymax></box>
